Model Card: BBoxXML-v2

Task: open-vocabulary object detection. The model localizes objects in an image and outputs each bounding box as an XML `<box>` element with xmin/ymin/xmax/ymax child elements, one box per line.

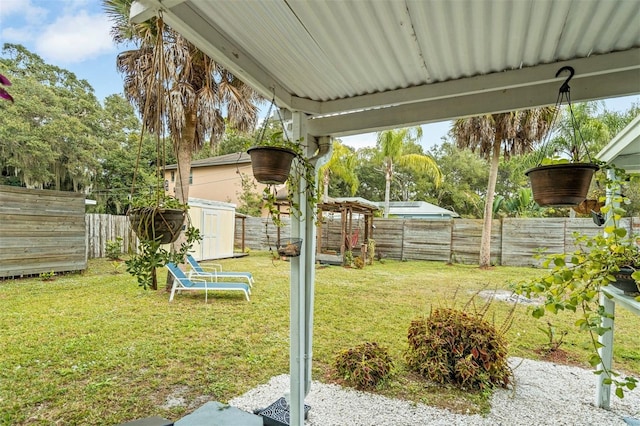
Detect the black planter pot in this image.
<box><xmin>525</xmin><ymin>163</ymin><xmax>599</xmax><ymax>207</ymax></box>
<box><xmin>611</xmin><ymin>266</ymin><xmax>639</xmax><ymax>295</ymax></box>
<box><xmin>247</xmin><ymin>146</ymin><xmax>297</xmax><ymax>184</ymax></box>
<box><xmin>129</xmin><ymin>207</ymin><xmax>186</xmax><ymax>244</ymax></box>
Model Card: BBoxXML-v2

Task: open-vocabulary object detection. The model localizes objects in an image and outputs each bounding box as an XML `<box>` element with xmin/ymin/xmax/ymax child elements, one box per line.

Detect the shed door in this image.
<box><xmin>202</xmin><ymin>210</ymin><xmax>220</xmax><ymax>259</ymax></box>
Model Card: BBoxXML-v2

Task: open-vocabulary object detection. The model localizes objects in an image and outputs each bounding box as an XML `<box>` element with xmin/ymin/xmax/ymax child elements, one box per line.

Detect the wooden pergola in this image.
<box><xmin>316</xmin><ymin>197</ymin><xmax>378</xmax><ymax>265</ymax></box>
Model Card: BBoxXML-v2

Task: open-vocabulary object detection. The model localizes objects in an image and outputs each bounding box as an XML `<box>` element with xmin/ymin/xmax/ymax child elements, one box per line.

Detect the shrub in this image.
<box><xmin>405</xmin><ymin>308</ymin><xmax>511</xmax><ymax>391</ymax></box>
<box><xmin>334</xmin><ymin>342</ymin><xmax>394</xmax><ymax>390</ymax></box>
<box><xmin>344</xmin><ymin>250</ymin><xmax>354</xmax><ymax>267</ymax></box>
<box><xmin>354</xmin><ymin>256</ymin><xmax>365</xmax><ymax>269</ymax></box>
<box><xmin>105</xmin><ymin>237</ymin><xmax>123</xmax><ymax>260</ymax></box>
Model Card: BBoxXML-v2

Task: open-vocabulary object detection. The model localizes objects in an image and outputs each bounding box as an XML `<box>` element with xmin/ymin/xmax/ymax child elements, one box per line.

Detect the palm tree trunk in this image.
<box><xmin>165</xmin><ymin>107</ymin><xmax>197</xmax><ymax>291</ymax></box>
<box><xmin>383</xmin><ymin>161</ymin><xmax>392</xmax><ymax>218</ymax></box>
<box><xmin>479</xmin><ymin>140</ymin><xmax>501</xmax><ymax>268</ymax></box>
<box><xmin>323</xmin><ymin>168</ymin><xmax>330</xmax><ymax>203</ymax></box>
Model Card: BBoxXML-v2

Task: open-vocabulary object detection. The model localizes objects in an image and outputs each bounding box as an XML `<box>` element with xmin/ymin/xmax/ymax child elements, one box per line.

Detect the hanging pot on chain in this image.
<box><xmin>247</xmin><ymin>146</ymin><xmax>297</xmax><ymax>184</ymax></box>
<box><xmin>129</xmin><ymin>207</ymin><xmax>186</xmax><ymax>244</ymax></box>
<box><xmin>525</xmin><ymin>163</ymin><xmax>599</xmax><ymax>207</ymax></box>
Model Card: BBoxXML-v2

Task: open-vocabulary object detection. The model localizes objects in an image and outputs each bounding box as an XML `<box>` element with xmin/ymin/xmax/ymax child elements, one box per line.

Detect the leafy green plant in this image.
<box><xmin>405</xmin><ymin>307</ymin><xmax>511</xmax><ymax>391</ymax></box>
<box><xmin>235</xmin><ymin>173</ymin><xmax>263</xmax><ymax>216</ymax></box>
<box><xmin>512</xmin><ymin>165</ymin><xmax>640</xmax><ymax>397</ymax></box>
<box><xmin>126</xmin><ymin>189</ymin><xmax>202</xmax><ymax>290</ymax></box>
<box><xmin>39</xmin><ymin>270</ymin><xmax>55</xmax><ymax>281</ymax></box>
<box><xmin>334</xmin><ymin>342</ymin><xmax>394</xmax><ymax>390</ymax></box>
<box><xmin>537</xmin><ymin>321</ymin><xmax>568</xmax><ymax>354</ymax></box>
<box><xmin>256</xmin><ymin>136</ymin><xmax>319</xmax><ymax>228</ymax></box>
<box><xmin>105</xmin><ymin>237</ymin><xmax>123</xmax><ymax>261</ymax></box>
<box><xmin>344</xmin><ymin>250</ymin><xmax>354</xmax><ymax>268</ymax></box>
<box><xmin>111</xmin><ymin>261</ymin><xmax>123</xmax><ymax>275</ymax></box>
<box><xmin>249</xmin><ymin>111</ymin><xmax>320</xmax><ymax>228</ymax></box>
<box><xmin>126</xmin><ymin>225</ymin><xmax>201</xmax><ymax>290</ymax></box>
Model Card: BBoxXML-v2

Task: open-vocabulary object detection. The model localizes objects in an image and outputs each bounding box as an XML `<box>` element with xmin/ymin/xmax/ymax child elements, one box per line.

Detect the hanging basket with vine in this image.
<box><xmin>247</xmin><ymin>97</ymin><xmax>320</xmax><ymax>229</ymax></box>
<box><xmin>525</xmin><ymin>66</ymin><xmax>600</xmax><ymax>207</ymax></box>
<box><xmin>123</xmin><ymin>13</ymin><xmax>201</xmax><ymax>290</ymax></box>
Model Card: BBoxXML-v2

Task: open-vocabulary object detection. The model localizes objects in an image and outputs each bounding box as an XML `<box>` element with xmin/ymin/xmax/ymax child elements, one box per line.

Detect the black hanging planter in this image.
<box><xmin>247</xmin><ymin>146</ymin><xmax>297</xmax><ymax>185</ymax></box>
<box><xmin>525</xmin><ymin>163</ymin><xmax>599</xmax><ymax>207</ymax></box>
<box><xmin>129</xmin><ymin>207</ymin><xmax>186</xmax><ymax>244</ymax></box>
<box><xmin>611</xmin><ymin>266</ymin><xmax>639</xmax><ymax>295</ymax></box>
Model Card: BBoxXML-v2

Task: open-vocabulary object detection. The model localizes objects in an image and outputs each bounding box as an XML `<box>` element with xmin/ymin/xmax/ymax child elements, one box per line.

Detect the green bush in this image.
<box><xmin>405</xmin><ymin>308</ymin><xmax>511</xmax><ymax>391</ymax></box>
<box><xmin>105</xmin><ymin>237</ymin><xmax>123</xmax><ymax>260</ymax></box>
<box><xmin>334</xmin><ymin>342</ymin><xmax>394</xmax><ymax>390</ymax></box>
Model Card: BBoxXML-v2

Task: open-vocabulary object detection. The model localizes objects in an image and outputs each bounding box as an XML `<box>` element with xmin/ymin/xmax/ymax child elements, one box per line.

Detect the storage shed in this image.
<box><xmin>187</xmin><ymin>198</ymin><xmax>236</xmax><ymax>261</ymax></box>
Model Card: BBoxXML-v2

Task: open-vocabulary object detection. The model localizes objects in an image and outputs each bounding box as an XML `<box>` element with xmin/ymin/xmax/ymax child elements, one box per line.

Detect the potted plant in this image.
<box><xmin>247</xmin><ymin>110</ymin><xmax>320</xmax><ymax>228</ymax></box>
<box><xmin>128</xmin><ymin>191</ymin><xmax>187</xmax><ymax>244</ymax></box>
<box><xmin>525</xmin><ymin>158</ymin><xmax>599</xmax><ymax>207</ymax></box>
<box><xmin>247</xmin><ymin>130</ymin><xmax>297</xmax><ymax>185</ymax></box>
<box><xmin>126</xmin><ymin>190</ymin><xmax>201</xmax><ymax>290</ymax></box>
<box><xmin>525</xmin><ymin>66</ymin><xmax>600</xmax><ymax>207</ymax></box>
<box><xmin>513</xmin><ymin>165</ymin><xmax>639</xmax><ymax>397</ymax></box>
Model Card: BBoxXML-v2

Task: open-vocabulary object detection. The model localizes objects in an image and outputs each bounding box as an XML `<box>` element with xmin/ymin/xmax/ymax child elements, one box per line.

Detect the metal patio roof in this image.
<box><xmin>129</xmin><ymin>2</ymin><xmax>640</xmax><ymax>424</ymax></box>
<box><xmin>132</xmin><ymin>0</ymin><xmax>640</xmax><ymax>137</ymax></box>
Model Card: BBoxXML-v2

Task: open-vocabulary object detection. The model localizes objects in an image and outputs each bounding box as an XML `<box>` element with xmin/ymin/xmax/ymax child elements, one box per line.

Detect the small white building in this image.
<box><xmin>187</xmin><ymin>198</ymin><xmax>236</xmax><ymax>261</ymax></box>
<box><xmin>382</xmin><ymin>201</ymin><xmax>459</xmax><ymax>219</ymax></box>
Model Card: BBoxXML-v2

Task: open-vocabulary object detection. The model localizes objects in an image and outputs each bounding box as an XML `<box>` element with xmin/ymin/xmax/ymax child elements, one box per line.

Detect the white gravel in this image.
<box><xmin>229</xmin><ymin>357</ymin><xmax>640</xmax><ymax>425</ymax></box>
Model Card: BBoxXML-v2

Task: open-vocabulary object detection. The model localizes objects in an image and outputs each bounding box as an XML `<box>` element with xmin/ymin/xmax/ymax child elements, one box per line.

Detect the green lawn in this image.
<box><xmin>1</xmin><ymin>253</ymin><xmax>639</xmax><ymax>424</ymax></box>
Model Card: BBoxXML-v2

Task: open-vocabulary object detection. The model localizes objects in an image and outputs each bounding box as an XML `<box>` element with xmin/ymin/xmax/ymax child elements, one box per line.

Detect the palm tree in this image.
<box><xmin>318</xmin><ymin>141</ymin><xmax>359</xmax><ymax>202</ymax></box>
<box><xmin>451</xmin><ymin>109</ymin><xmax>553</xmax><ymax>268</ymax></box>
<box><xmin>105</xmin><ymin>0</ymin><xmax>259</xmax><ymax>203</ymax></box>
<box><xmin>104</xmin><ymin>0</ymin><xmax>260</xmax><ymax>289</ymax></box>
<box><xmin>376</xmin><ymin>127</ymin><xmax>441</xmax><ymax>218</ymax></box>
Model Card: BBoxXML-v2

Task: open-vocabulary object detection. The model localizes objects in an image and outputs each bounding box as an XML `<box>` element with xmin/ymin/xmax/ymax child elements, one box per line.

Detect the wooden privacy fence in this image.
<box><xmin>85</xmin><ymin>214</ymin><xmax>136</xmax><ymax>259</ymax></box>
<box><xmin>0</xmin><ymin>186</ymin><xmax>86</xmax><ymax>277</ymax></box>
<box><xmin>234</xmin><ymin>216</ymin><xmax>640</xmax><ymax>267</ymax></box>
<box><xmin>84</xmin><ymin>214</ymin><xmax>640</xmax><ymax>265</ymax></box>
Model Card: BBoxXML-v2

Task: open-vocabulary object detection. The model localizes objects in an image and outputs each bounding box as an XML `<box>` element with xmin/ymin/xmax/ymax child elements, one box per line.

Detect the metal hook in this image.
<box><xmin>555</xmin><ymin>66</ymin><xmax>575</xmax><ymax>94</ymax></box>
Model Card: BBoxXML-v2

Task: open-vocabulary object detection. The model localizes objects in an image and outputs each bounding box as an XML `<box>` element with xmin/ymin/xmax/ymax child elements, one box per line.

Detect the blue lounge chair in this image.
<box><xmin>185</xmin><ymin>254</ymin><xmax>254</xmax><ymax>287</ymax></box>
<box><xmin>166</xmin><ymin>262</ymin><xmax>251</xmax><ymax>302</ymax></box>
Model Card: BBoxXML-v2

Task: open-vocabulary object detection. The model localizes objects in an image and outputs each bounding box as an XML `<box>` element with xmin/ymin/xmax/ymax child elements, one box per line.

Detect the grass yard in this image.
<box><xmin>1</xmin><ymin>252</ymin><xmax>639</xmax><ymax>424</ymax></box>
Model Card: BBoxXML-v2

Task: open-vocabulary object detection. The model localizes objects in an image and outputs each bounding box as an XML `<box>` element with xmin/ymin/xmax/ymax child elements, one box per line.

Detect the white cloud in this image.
<box><xmin>0</xmin><ymin>0</ymin><xmax>48</xmax><ymax>42</ymax></box>
<box><xmin>1</xmin><ymin>27</ymin><xmax>33</xmax><ymax>44</ymax></box>
<box><xmin>35</xmin><ymin>10</ymin><xmax>115</xmax><ymax>64</ymax></box>
<box><xmin>0</xmin><ymin>0</ymin><xmax>47</xmax><ymax>23</ymax></box>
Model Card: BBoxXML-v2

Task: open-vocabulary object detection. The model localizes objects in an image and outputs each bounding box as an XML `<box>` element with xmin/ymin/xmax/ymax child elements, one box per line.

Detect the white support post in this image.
<box><xmin>596</xmin><ymin>292</ymin><xmax>615</xmax><ymax>408</ymax></box>
<box><xmin>287</xmin><ymin>115</ymin><xmax>331</xmax><ymax>426</ymax></box>
<box><xmin>289</xmin><ymin>111</ymin><xmax>310</xmax><ymax>426</ymax></box>
<box><xmin>595</xmin><ymin>166</ymin><xmax>617</xmax><ymax>409</ymax></box>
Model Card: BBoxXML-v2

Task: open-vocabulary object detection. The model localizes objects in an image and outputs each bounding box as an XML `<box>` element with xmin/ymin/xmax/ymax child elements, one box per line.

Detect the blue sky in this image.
<box><xmin>1</xmin><ymin>0</ymin><xmax>638</xmax><ymax>151</ymax></box>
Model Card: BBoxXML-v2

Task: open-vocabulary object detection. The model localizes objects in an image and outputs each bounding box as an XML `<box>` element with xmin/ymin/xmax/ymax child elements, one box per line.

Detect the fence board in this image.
<box><xmin>450</xmin><ymin>220</ymin><xmax>502</xmax><ymax>265</ymax></box>
<box><xmin>372</xmin><ymin>219</ymin><xmax>405</xmax><ymax>260</ymax></box>
<box><xmin>501</xmin><ymin>219</ymin><xmax>563</xmax><ymax>267</ymax></box>
<box><xmin>0</xmin><ymin>186</ymin><xmax>86</xmax><ymax>277</ymax></box>
<box><xmin>85</xmin><ymin>214</ymin><xmax>135</xmax><ymax>259</ymax></box>
<box><xmin>402</xmin><ymin>220</ymin><xmax>452</xmax><ymax>261</ymax></box>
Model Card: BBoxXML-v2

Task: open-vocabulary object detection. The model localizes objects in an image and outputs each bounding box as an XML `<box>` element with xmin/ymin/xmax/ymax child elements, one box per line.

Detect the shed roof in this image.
<box><xmin>165</xmin><ymin>152</ymin><xmax>249</xmax><ymax>170</ymax></box>
<box><xmin>384</xmin><ymin>201</ymin><xmax>460</xmax><ymax>218</ymax></box>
